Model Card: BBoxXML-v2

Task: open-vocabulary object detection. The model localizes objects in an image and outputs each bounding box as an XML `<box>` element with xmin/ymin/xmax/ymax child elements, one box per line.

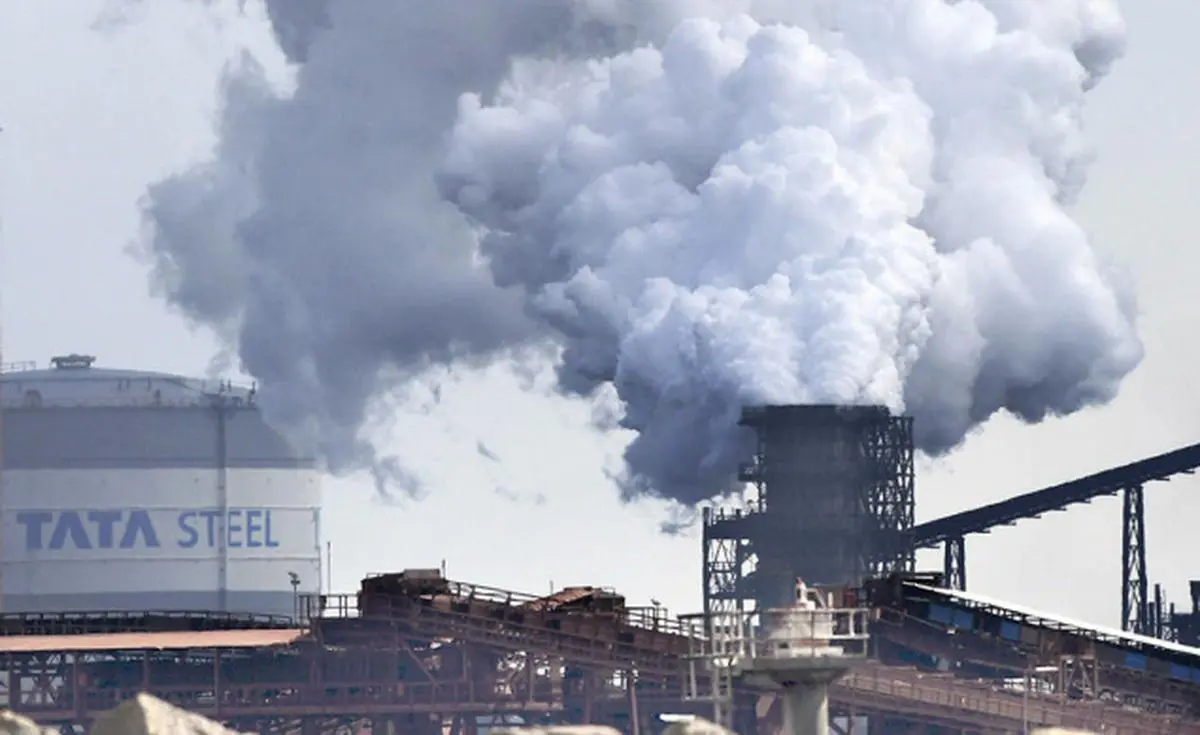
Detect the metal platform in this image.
<box><xmin>0</xmin><ymin>573</ymin><xmax>1198</xmax><ymax>733</ymax></box>
<box><xmin>0</xmin><ymin>610</ymin><xmax>294</xmax><ymax>636</ymax></box>
<box><xmin>681</xmin><ymin>596</ymin><xmax>871</xmax><ymax>733</ymax></box>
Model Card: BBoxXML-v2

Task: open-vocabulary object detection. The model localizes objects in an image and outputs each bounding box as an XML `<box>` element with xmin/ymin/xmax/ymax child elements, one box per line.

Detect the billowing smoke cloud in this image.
<box><xmin>437</xmin><ymin>0</ymin><xmax>1140</xmax><ymax>503</ymax></box>
<box><xmin>138</xmin><ymin>0</ymin><xmax>1141</xmax><ymax>506</ymax></box>
<box><xmin>138</xmin><ymin>0</ymin><xmax>599</xmax><ymax>491</ymax></box>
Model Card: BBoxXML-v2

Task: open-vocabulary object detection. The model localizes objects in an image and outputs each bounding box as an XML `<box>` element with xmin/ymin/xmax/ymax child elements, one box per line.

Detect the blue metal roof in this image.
<box><xmin>907</xmin><ymin>582</ymin><xmax>1200</xmax><ymax>661</ymax></box>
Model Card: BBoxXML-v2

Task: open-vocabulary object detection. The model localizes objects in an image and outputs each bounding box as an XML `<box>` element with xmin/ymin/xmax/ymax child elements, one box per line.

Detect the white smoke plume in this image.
<box><xmin>438</xmin><ymin>0</ymin><xmax>1141</xmax><ymax>503</ymax></box>
<box><xmin>138</xmin><ymin>0</ymin><xmax>1141</xmax><ymax>506</ymax></box>
<box><xmin>137</xmin><ymin>0</ymin><xmax>594</xmax><ymax>492</ymax></box>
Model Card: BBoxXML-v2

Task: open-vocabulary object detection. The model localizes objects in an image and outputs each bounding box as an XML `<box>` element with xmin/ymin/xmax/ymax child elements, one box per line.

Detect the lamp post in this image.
<box><xmin>288</xmin><ymin>571</ymin><xmax>301</xmax><ymax>622</ymax></box>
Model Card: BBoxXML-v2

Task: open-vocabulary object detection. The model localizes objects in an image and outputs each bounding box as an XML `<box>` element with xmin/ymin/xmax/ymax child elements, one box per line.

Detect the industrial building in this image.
<box><xmin>1</xmin><ymin>370</ymin><xmax>1199</xmax><ymax>733</ymax></box>
<box><xmin>705</xmin><ymin>404</ymin><xmax>915</xmax><ymax>617</ymax></box>
<box><xmin>1</xmin><ymin>569</ymin><xmax>1199</xmax><ymax>734</ymax></box>
<box><xmin>0</xmin><ymin>355</ymin><xmax>322</xmax><ymax>618</ymax></box>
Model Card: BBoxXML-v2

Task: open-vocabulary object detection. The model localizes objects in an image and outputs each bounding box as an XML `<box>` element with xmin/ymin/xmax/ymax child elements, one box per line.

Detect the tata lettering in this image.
<box><xmin>17</xmin><ymin>509</ymin><xmax>282</xmax><ymax>551</ymax></box>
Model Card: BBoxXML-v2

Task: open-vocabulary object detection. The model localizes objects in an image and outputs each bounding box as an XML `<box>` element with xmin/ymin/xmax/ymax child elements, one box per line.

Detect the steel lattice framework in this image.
<box><xmin>703</xmin><ymin>404</ymin><xmax>915</xmax><ymax>620</ymax></box>
<box><xmin>911</xmin><ymin>439</ymin><xmax>1200</xmax><ymax>632</ymax></box>
<box><xmin>0</xmin><ymin>573</ymin><xmax>1196</xmax><ymax>734</ymax></box>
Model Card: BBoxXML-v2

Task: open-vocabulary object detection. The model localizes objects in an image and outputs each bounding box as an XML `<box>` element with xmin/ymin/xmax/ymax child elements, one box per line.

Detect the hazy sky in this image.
<box><xmin>1</xmin><ymin>0</ymin><xmax>1197</xmax><ymax>629</ymax></box>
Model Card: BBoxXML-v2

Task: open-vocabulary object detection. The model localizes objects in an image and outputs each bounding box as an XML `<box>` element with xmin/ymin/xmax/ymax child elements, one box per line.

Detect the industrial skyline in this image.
<box><xmin>1</xmin><ymin>0</ymin><xmax>1198</xmax><ymax>638</ymax></box>
<box><xmin>2</xmin><ymin>2</ymin><xmax>1200</xmax><ymax>732</ymax></box>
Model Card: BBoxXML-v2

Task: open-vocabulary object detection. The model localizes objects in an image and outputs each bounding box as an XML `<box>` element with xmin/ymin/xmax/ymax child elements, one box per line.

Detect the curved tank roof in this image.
<box><xmin>0</xmin><ymin>354</ymin><xmax>255</xmax><ymax>409</ymax></box>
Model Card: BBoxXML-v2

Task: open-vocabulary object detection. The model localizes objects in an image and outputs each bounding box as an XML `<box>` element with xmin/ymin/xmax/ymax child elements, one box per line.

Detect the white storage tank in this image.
<box><xmin>0</xmin><ymin>354</ymin><xmax>322</xmax><ymax>618</ymax></box>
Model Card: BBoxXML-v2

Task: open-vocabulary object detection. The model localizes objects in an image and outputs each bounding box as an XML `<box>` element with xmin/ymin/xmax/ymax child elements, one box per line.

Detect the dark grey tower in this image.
<box><xmin>703</xmin><ymin>404</ymin><xmax>915</xmax><ymax>617</ymax></box>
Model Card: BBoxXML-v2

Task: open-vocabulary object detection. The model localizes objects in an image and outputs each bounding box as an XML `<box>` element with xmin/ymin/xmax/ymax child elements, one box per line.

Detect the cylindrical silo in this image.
<box><xmin>0</xmin><ymin>354</ymin><xmax>322</xmax><ymax>619</ymax></box>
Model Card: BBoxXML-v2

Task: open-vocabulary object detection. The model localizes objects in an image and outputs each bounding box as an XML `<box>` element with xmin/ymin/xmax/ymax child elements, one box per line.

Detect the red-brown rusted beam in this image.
<box><xmin>7</xmin><ymin>572</ymin><xmax>1200</xmax><ymax>735</ymax></box>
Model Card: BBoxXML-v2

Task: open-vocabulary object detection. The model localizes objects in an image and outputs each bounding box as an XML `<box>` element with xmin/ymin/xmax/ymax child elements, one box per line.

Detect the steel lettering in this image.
<box><xmin>17</xmin><ymin>509</ymin><xmax>282</xmax><ymax>551</ymax></box>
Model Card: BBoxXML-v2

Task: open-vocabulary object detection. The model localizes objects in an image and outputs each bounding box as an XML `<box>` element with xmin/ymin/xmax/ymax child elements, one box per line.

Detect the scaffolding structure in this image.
<box><xmin>703</xmin><ymin>404</ymin><xmax>915</xmax><ymax>620</ymax></box>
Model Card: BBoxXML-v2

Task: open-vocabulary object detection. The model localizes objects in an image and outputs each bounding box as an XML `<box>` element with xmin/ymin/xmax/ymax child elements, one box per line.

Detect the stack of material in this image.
<box><xmin>90</xmin><ymin>694</ymin><xmax>248</xmax><ymax>735</ymax></box>
<box><xmin>0</xmin><ymin>710</ymin><xmax>59</xmax><ymax>735</ymax></box>
<box><xmin>0</xmin><ymin>695</ymin><xmax>250</xmax><ymax>735</ymax></box>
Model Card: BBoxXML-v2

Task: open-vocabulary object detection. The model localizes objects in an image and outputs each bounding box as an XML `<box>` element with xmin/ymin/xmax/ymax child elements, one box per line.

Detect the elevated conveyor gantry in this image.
<box><xmin>912</xmin><ymin>441</ymin><xmax>1200</xmax><ymax>633</ymax></box>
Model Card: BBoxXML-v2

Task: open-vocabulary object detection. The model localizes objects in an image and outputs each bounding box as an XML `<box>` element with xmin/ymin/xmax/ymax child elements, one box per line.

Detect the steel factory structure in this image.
<box><xmin>704</xmin><ymin>405</ymin><xmax>916</xmax><ymax>620</ymax></box>
<box><xmin>4</xmin><ymin>571</ymin><xmax>1200</xmax><ymax>734</ymax></box>
<box><xmin>0</xmin><ymin>355</ymin><xmax>322</xmax><ymax>617</ymax></box>
<box><xmin>3</xmin><ymin>361</ymin><xmax>1200</xmax><ymax>733</ymax></box>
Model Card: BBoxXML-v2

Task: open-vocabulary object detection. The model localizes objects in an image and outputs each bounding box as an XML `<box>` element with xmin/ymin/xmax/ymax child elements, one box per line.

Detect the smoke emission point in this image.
<box><xmin>440</xmin><ymin>5</ymin><xmax>1141</xmax><ymax>507</ymax></box>
<box><xmin>137</xmin><ymin>1</ymin><xmax>1139</xmax><ymax>512</ymax></box>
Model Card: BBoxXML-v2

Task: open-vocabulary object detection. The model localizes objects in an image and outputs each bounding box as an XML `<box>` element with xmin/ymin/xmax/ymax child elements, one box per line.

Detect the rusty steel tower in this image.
<box><xmin>702</xmin><ymin>404</ymin><xmax>915</xmax><ymax>619</ymax></box>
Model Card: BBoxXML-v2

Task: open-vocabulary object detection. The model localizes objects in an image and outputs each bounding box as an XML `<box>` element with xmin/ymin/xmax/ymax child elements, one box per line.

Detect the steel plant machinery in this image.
<box><xmin>907</xmin><ymin>436</ymin><xmax>1200</xmax><ymax>634</ymax></box>
<box><xmin>0</xmin><ymin>354</ymin><xmax>322</xmax><ymax>617</ymax></box>
<box><xmin>1</xmin><ymin>569</ymin><xmax>1197</xmax><ymax>735</ymax></box>
<box><xmin>703</xmin><ymin>404</ymin><xmax>915</xmax><ymax>618</ymax></box>
<box><xmin>684</xmin><ymin>578</ymin><xmax>871</xmax><ymax>735</ymax></box>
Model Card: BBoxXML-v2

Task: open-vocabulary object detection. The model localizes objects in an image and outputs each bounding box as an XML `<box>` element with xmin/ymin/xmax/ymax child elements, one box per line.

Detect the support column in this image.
<box><xmin>1122</xmin><ymin>484</ymin><xmax>1147</xmax><ymax>634</ymax></box>
<box><xmin>627</xmin><ymin>669</ymin><xmax>640</xmax><ymax>735</ymax></box>
<box><xmin>943</xmin><ymin>536</ymin><xmax>966</xmax><ymax>591</ymax></box>
<box><xmin>779</xmin><ymin>682</ymin><xmax>831</xmax><ymax>735</ymax></box>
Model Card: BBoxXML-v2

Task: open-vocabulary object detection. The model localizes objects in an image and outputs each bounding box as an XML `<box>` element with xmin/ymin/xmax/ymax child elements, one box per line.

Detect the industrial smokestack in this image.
<box><xmin>137</xmin><ymin>1</ymin><xmax>1139</xmax><ymax>506</ymax></box>
<box><xmin>737</xmin><ymin>404</ymin><xmax>914</xmax><ymax>595</ymax></box>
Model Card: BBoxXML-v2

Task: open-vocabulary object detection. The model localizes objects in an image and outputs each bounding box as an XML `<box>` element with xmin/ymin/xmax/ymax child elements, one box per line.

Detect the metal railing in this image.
<box><xmin>681</xmin><ymin>607</ymin><xmax>872</xmax><ymax>665</ymax></box>
<box><xmin>679</xmin><ymin>606</ymin><xmax>871</xmax><ymax>728</ymax></box>
<box><xmin>0</xmin><ymin>397</ymin><xmax>249</xmax><ymax>409</ymax></box>
<box><xmin>703</xmin><ymin>505</ymin><xmax>765</xmax><ymax>524</ymax></box>
<box><xmin>0</xmin><ymin>610</ymin><xmax>295</xmax><ymax>636</ymax></box>
<box><xmin>298</xmin><ymin>593</ymin><xmax>359</xmax><ymax>623</ymax></box>
<box><xmin>300</xmin><ymin>586</ymin><xmax>694</xmax><ymax>675</ymax></box>
<box><xmin>307</xmin><ymin>581</ymin><xmax>695</xmax><ymax>638</ymax></box>
<box><xmin>836</xmin><ymin>666</ymin><xmax>1189</xmax><ymax>735</ymax></box>
<box><xmin>0</xmin><ymin>374</ymin><xmax>258</xmax><ymax>410</ymax></box>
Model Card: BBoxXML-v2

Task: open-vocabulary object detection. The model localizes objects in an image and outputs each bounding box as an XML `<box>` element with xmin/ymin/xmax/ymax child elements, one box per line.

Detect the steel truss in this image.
<box><xmin>704</xmin><ymin>405</ymin><xmax>915</xmax><ymax>622</ymax></box>
<box><xmin>868</xmin><ymin>600</ymin><xmax>1200</xmax><ymax>732</ymax></box>
<box><xmin>943</xmin><ymin>536</ymin><xmax>966</xmax><ymax>592</ymax></box>
<box><xmin>917</xmin><ymin>442</ymin><xmax>1200</xmax><ymax>618</ymax></box>
<box><xmin>861</xmin><ymin>413</ymin><xmax>916</xmax><ymax>577</ymax></box>
<box><xmin>1123</xmin><ymin>483</ymin><xmax>1149</xmax><ymax>634</ymax></box>
<box><xmin>2</xmin><ymin>576</ymin><xmax>1197</xmax><ymax>734</ymax></box>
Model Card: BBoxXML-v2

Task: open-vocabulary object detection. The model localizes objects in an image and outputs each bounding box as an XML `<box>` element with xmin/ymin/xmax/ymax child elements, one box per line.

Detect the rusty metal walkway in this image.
<box><xmin>318</xmin><ymin>579</ymin><xmax>690</xmax><ymax>676</ymax></box>
<box><xmin>315</xmin><ymin>577</ymin><xmax>1200</xmax><ymax>733</ymax></box>
<box><xmin>837</xmin><ymin>665</ymin><xmax>1200</xmax><ymax>735</ymax></box>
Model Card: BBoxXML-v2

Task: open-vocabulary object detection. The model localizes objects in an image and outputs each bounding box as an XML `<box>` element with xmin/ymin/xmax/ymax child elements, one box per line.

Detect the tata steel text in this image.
<box><xmin>15</xmin><ymin>509</ymin><xmax>284</xmax><ymax>551</ymax></box>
